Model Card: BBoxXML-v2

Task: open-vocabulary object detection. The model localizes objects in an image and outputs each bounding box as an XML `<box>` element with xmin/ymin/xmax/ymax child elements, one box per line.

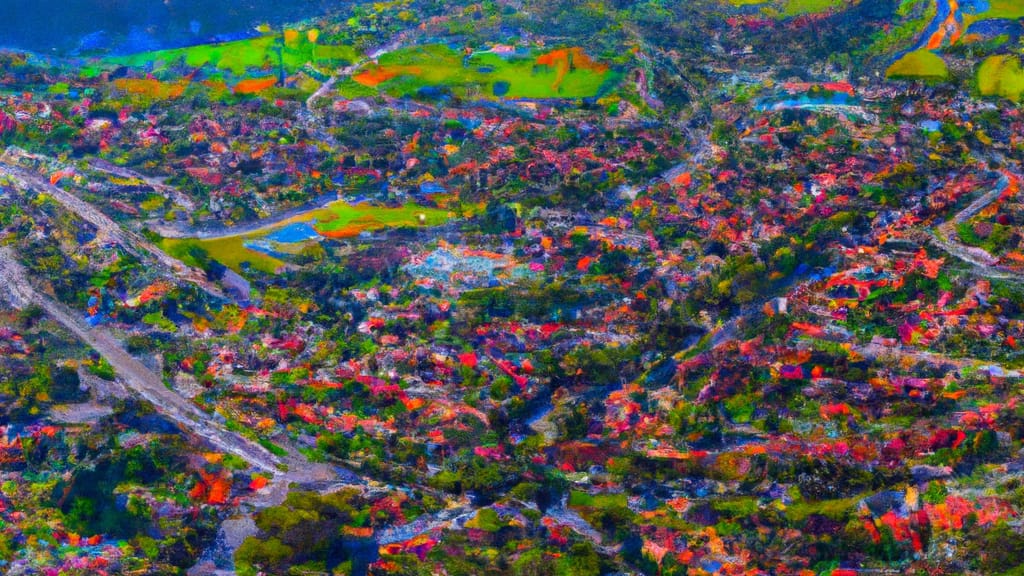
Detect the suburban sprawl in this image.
<box><xmin>4</xmin><ymin>0</ymin><xmax>1024</xmax><ymax>574</ymax></box>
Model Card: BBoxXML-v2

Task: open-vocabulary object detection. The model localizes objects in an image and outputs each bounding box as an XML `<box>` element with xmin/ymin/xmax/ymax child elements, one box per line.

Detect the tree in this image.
<box><xmin>512</xmin><ymin>549</ymin><xmax>555</xmax><ymax>576</ymax></box>
<box><xmin>66</xmin><ymin>497</ymin><xmax>96</xmax><ymax>529</ymax></box>
<box><xmin>51</xmin><ymin>365</ymin><xmax>83</xmax><ymax>402</ymax></box>
<box><xmin>481</xmin><ymin>200</ymin><xmax>517</xmax><ymax>234</ymax></box>
<box><xmin>17</xmin><ymin>304</ymin><xmax>44</xmax><ymax>329</ymax></box>
<box><xmin>236</xmin><ymin>537</ymin><xmax>294</xmax><ymax>576</ymax></box>
<box><xmin>559</xmin><ymin>403</ymin><xmax>590</xmax><ymax>440</ymax></box>
<box><xmin>559</xmin><ymin>542</ymin><xmax>602</xmax><ymax>576</ymax></box>
<box><xmin>966</xmin><ymin>521</ymin><xmax>1024</xmax><ymax>573</ymax></box>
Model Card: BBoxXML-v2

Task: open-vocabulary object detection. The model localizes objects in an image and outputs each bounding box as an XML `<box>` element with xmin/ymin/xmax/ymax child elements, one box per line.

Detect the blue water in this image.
<box><xmin>916</xmin><ymin>0</ymin><xmax>954</xmax><ymax>52</ymax></box>
<box><xmin>755</xmin><ymin>93</ymin><xmax>857</xmax><ymax>112</ymax></box>
<box><xmin>962</xmin><ymin>0</ymin><xmax>990</xmax><ymax>14</ymax></box>
<box><xmin>264</xmin><ymin>222</ymin><xmax>320</xmax><ymax>243</ymax></box>
<box><xmin>419</xmin><ymin>181</ymin><xmax>448</xmax><ymax>194</ymax></box>
<box><xmin>243</xmin><ymin>222</ymin><xmax>321</xmax><ymax>260</ymax></box>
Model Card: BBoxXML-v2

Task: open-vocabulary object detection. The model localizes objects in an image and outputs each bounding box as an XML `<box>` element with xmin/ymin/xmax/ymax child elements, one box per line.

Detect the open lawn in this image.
<box><xmin>162</xmin><ymin>235</ymin><xmax>285</xmax><ymax>274</ymax></box>
<box><xmin>725</xmin><ymin>0</ymin><xmax>849</xmax><ymax>17</ymax></box>
<box><xmin>161</xmin><ymin>201</ymin><xmax>451</xmax><ymax>274</ymax></box>
<box><xmin>109</xmin><ymin>32</ymin><xmax>359</xmax><ymax>77</ymax></box>
<box><xmin>308</xmin><ymin>201</ymin><xmax>449</xmax><ymax>237</ymax></box>
<box><xmin>568</xmin><ymin>490</ymin><xmax>629</xmax><ymax>509</ymax></box>
<box><xmin>954</xmin><ymin>0</ymin><xmax>1024</xmax><ymax>45</ymax></box>
<box><xmin>338</xmin><ymin>44</ymin><xmax>618</xmax><ymax>100</ymax></box>
<box><xmin>779</xmin><ymin>0</ymin><xmax>848</xmax><ymax>16</ymax></box>
<box><xmin>783</xmin><ymin>493</ymin><xmax>865</xmax><ymax>524</ymax></box>
<box><xmin>978</xmin><ymin>55</ymin><xmax>1024</xmax><ymax>101</ymax></box>
<box><xmin>974</xmin><ymin>0</ymin><xmax>1024</xmax><ymax>19</ymax></box>
<box><xmin>886</xmin><ymin>49</ymin><xmax>951</xmax><ymax>81</ymax></box>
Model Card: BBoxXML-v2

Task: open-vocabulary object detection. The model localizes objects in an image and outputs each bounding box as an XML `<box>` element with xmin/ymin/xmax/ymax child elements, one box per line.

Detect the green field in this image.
<box><xmin>163</xmin><ymin>235</ymin><xmax>284</xmax><ymax>274</ymax></box>
<box><xmin>336</xmin><ymin>44</ymin><xmax>618</xmax><ymax>100</ymax></box>
<box><xmin>308</xmin><ymin>201</ymin><xmax>449</xmax><ymax>235</ymax></box>
<box><xmin>726</xmin><ymin>0</ymin><xmax>848</xmax><ymax>17</ymax></box>
<box><xmin>978</xmin><ymin>55</ymin><xmax>1024</xmax><ymax>102</ymax></box>
<box><xmin>161</xmin><ymin>201</ymin><xmax>451</xmax><ymax>274</ymax></box>
<box><xmin>568</xmin><ymin>490</ymin><xmax>629</xmax><ymax>509</ymax></box>
<box><xmin>973</xmin><ymin>0</ymin><xmax>1024</xmax><ymax>20</ymax></box>
<box><xmin>783</xmin><ymin>493</ymin><xmax>864</xmax><ymax>523</ymax></box>
<box><xmin>779</xmin><ymin>0</ymin><xmax>848</xmax><ymax>16</ymax></box>
<box><xmin>109</xmin><ymin>33</ymin><xmax>359</xmax><ymax>76</ymax></box>
<box><xmin>886</xmin><ymin>49</ymin><xmax>950</xmax><ymax>81</ymax></box>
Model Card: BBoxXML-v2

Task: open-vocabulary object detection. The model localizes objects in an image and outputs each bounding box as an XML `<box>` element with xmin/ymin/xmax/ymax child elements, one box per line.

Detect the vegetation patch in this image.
<box><xmin>886</xmin><ymin>49</ymin><xmax>950</xmax><ymax>81</ymax></box>
<box><xmin>342</xmin><ymin>44</ymin><xmax>616</xmax><ymax>100</ymax></box>
<box><xmin>162</xmin><ymin>202</ymin><xmax>450</xmax><ymax>274</ymax></box>
<box><xmin>162</xmin><ymin>235</ymin><xmax>286</xmax><ymax>275</ymax></box>
<box><xmin>725</xmin><ymin>0</ymin><xmax>850</xmax><ymax>17</ymax></box>
<box><xmin>109</xmin><ymin>31</ymin><xmax>359</xmax><ymax>77</ymax></box>
<box><xmin>310</xmin><ymin>201</ymin><xmax>450</xmax><ymax>237</ymax></box>
<box><xmin>977</xmin><ymin>54</ymin><xmax>1024</xmax><ymax>101</ymax></box>
<box><xmin>973</xmin><ymin>0</ymin><xmax>1024</xmax><ymax>20</ymax></box>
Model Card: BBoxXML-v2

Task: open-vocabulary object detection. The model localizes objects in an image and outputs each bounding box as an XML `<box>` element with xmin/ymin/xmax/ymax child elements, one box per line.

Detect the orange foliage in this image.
<box><xmin>353</xmin><ymin>65</ymin><xmax>422</xmax><ymax>87</ymax></box>
<box><xmin>191</xmin><ymin>470</ymin><xmax>232</xmax><ymax>505</ymax></box>
<box><xmin>673</xmin><ymin>171</ymin><xmax>693</xmax><ymax>187</ymax></box>
<box><xmin>205</xmin><ymin>475</ymin><xmax>231</xmax><ymax>505</ymax></box>
<box><xmin>233</xmin><ymin>77</ymin><xmax>278</xmax><ymax>94</ymax></box>
<box><xmin>113</xmin><ymin>78</ymin><xmax>188</xmax><ymax>101</ymax></box>
<box><xmin>316</xmin><ymin>224</ymin><xmax>366</xmax><ymax>239</ymax></box>
<box><xmin>535</xmin><ymin>47</ymin><xmax>607</xmax><ymax>91</ymax></box>
<box><xmin>343</xmin><ymin>526</ymin><xmax>374</xmax><ymax>537</ymax></box>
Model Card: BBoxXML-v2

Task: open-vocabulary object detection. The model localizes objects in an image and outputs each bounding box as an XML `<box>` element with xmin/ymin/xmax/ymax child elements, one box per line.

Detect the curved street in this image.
<box><xmin>0</xmin><ymin>246</ymin><xmax>283</xmax><ymax>473</ymax></box>
<box><xmin>930</xmin><ymin>170</ymin><xmax>1024</xmax><ymax>281</ymax></box>
<box><xmin>0</xmin><ymin>154</ymin><xmax>225</xmax><ymax>298</ymax></box>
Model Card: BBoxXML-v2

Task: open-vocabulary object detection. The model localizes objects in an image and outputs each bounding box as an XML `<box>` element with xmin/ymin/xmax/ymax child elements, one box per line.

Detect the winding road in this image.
<box><xmin>930</xmin><ymin>170</ymin><xmax>1024</xmax><ymax>280</ymax></box>
<box><xmin>0</xmin><ymin>153</ymin><xmax>225</xmax><ymax>298</ymax></box>
<box><xmin>150</xmin><ymin>192</ymin><xmax>338</xmax><ymax>240</ymax></box>
<box><xmin>86</xmin><ymin>157</ymin><xmax>197</xmax><ymax>212</ymax></box>
<box><xmin>376</xmin><ymin>503</ymin><xmax>474</xmax><ymax>545</ymax></box>
<box><xmin>1</xmin><ymin>147</ymin><xmax>497</xmax><ymax>562</ymax></box>
<box><xmin>0</xmin><ymin>236</ymin><xmax>490</xmax><ymax>557</ymax></box>
<box><xmin>0</xmin><ymin>246</ymin><xmax>282</xmax><ymax>473</ymax></box>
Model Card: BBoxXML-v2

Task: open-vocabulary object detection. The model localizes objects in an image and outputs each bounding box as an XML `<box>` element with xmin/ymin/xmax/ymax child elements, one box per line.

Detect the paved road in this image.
<box><xmin>546</xmin><ymin>499</ymin><xmax>621</xmax><ymax>555</ymax></box>
<box><xmin>151</xmin><ymin>192</ymin><xmax>338</xmax><ymax>240</ymax></box>
<box><xmin>376</xmin><ymin>503</ymin><xmax>474</xmax><ymax>545</ymax></box>
<box><xmin>931</xmin><ymin>170</ymin><xmax>1024</xmax><ymax>280</ymax></box>
<box><xmin>0</xmin><ymin>246</ymin><xmax>281</xmax><ymax>473</ymax></box>
<box><xmin>950</xmin><ymin>173</ymin><xmax>1011</xmax><ymax>226</ymax></box>
<box><xmin>0</xmin><ymin>158</ymin><xmax>225</xmax><ymax>298</ymax></box>
<box><xmin>86</xmin><ymin>157</ymin><xmax>197</xmax><ymax>211</ymax></box>
<box><xmin>851</xmin><ymin>341</ymin><xmax>972</xmax><ymax>368</ymax></box>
